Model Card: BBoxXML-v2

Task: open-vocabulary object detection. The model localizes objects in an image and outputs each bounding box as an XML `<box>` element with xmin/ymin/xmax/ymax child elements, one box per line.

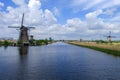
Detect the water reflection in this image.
<box><xmin>18</xmin><ymin>46</ymin><xmax>28</xmax><ymax>64</ymax></box>
<box><xmin>4</xmin><ymin>46</ymin><xmax>8</xmax><ymax>49</ymax></box>
<box><xmin>17</xmin><ymin>46</ymin><xmax>29</xmax><ymax>80</ymax></box>
<box><xmin>19</xmin><ymin>46</ymin><xmax>28</xmax><ymax>56</ymax></box>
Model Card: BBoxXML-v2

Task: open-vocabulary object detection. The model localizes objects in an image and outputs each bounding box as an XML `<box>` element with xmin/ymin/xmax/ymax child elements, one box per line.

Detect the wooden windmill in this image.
<box><xmin>8</xmin><ymin>13</ymin><xmax>35</xmax><ymax>46</ymax></box>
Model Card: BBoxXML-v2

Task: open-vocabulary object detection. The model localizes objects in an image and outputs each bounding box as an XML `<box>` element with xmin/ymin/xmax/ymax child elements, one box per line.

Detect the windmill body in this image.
<box><xmin>19</xmin><ymin>26</ymin><xmax>29</xmax><ymax>44</ymax></box>
<box><xmin>107</xmin><ymin>36</ymin><xmax>111</xmax><ymax>42</ymax></box>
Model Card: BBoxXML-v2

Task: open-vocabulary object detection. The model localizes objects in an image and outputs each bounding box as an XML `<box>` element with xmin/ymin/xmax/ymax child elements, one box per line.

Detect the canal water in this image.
<box><xmin>0</xmin><ymin>42</ymin><xmax>120</xmax><ymax>80</ymax></box>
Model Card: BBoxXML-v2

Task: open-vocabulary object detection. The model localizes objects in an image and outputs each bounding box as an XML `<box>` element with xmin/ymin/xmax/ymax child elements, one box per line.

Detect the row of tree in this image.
<box><xmin>0</xmin><ymin>37</ymin><xmax>53</xmax><ymax>46</ymax></box>
<box><xmin>29</xmin><ymin>38</ymin><xmax>53</xmax><ymax>46</ymax></box>
<box><xmin>0</xmin><ymin>40</ymin><xmax>13</xmax><ymax>46</ymax></box>
<box><xmin>0</xmin><ymin>37</ymin><xmax>54</xmax><ymax>46</ymax></box>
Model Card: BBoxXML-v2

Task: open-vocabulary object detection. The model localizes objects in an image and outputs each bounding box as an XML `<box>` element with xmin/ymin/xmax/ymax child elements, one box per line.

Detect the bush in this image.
<box><xmin>3</xmin><ymin>40</ymin><xmax>10</xmax><ymax>46</ymax></box>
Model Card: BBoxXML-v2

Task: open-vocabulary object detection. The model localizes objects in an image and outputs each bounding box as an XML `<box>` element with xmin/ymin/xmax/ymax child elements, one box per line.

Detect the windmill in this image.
<box><xmin>106</xmin><ymin>31</ymin><xmax>115</xmax><ymax>42</ymax></box>
<box><xmin>8</xmin><ymin>13</ymin><xmax>35</xmax><ymax>46</ymax></box>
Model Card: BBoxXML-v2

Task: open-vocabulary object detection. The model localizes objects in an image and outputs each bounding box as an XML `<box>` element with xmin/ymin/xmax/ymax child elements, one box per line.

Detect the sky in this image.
<box><xmin>0</xmin><ymin>0</ymin><xmax>120</xmax><ymax>40</ymax></box>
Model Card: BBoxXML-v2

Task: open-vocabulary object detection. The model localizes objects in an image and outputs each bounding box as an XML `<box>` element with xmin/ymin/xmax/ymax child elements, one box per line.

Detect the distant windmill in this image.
<box><xmin>8</xmin><ymin>13</ymin><xmax>35</xmax><ymax>46</ymax></box>
<box><xmin>105</xmin><ymin>31</ymin><xmax>116</xmax><ymax>42</ymax></box>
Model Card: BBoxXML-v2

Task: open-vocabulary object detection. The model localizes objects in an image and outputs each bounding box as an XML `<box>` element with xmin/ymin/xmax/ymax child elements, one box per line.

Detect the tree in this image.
<box><xmin>44</xmin><ymin>38</ymin><xmax>48</xmax><ymax>45</ymax></box>
<box><xmin>49</xmin><ymin>37</ymin><xmax>53</xmax><ymax>42</ymax></box>
<box><xmin>3</xmin><ymin>40</ymin><xmax>9</xmax><ymax>46</ymax></box>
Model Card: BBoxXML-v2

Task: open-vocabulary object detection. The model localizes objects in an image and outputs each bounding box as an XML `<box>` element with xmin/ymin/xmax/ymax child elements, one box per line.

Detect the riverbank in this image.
<box><xmin>0</xmin><ymin>39</ymin><xmax>55</xmax><ymax>47</ymax></box>
<box><xmin>67</xmin><ymin>41</ymin><xmax>120</xmax><ymax>56</ymax></box>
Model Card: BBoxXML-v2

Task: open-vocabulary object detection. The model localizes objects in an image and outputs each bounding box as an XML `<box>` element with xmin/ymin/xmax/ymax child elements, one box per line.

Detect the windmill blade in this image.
<box><xmin>103</xmin><ymin>35</ymin><xmax>109</xmax><ymax>37</ymax></box>
<box><xmin>111</xmin><ymin>36</ymin><xmax>116</xmax><ymax>38</ymax></box>
<box><xmin>8</xmin><ymin>26</ymin><xmax>20</xmax><ymax>28</ymax></box>
<box><xmin>109</xmin><ymin>31</ymin><xmax>111</xmax><ymax>35</ymax></box>
<box><xmin>16</xmin><ymin>28</ymin><xmax>20</xmax><ymax>30</ymax></box>
<box><xmin>21</xmin><ymin>13</ymin><xmax>24</xmax><ymax>27</ymax></box>
<box><xmin>103</xmin><ymin>35</ymin><xmax>107</xmax><ymax>37</ymax></box>
<box><xmin>27</xmin><ymin>27</ymin><xmax>35</xmax><ymax>29</ymax></box>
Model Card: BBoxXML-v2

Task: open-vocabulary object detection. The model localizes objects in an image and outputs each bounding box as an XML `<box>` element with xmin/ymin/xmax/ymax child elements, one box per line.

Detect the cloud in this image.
<box><xmin>83</xmin><ymin>0</ymin><xmax>105</xmax><ymax>10</ymax></box>
<box><xmin>104</xmin><ymin>8</ymin><xmax>117</xmax><ymax>16</ymax></box>
<box><xmin>71</xmin><ymin>0</ymin><xmax>120</xmax><ymax>12</ymax></box>
<box><xmin>53</xmin><ymin>7</ymin><xmax>59</xmax><ymax>16</ymax></box>
<box><xmin>86</xmin><ymin>9</ymin><xmax>103</xmax><ymax>19</ymax></box>
<box><xmin>12</xmin><ymin>0</ymin><xmax>26</xmax><ymax>6</ymax></box>
<box><xmin>99</xmin><ymin>0</ymin><xmax>120</xmax><ymax>9</ymax></box>
<box><xmin>44</xmin><ymin>9</ymin><xmax>57</xmax><ymax>25</ymax></box>
<box><xmin>0</xmin><ymin>0</ymin><xmax>120</xmax><ymax>40</ymax></box>
<box><xmin>0</xmin><ymin>2</ymin><xmax>4</xmax><ymax>10</ymax></box>
<box><xmin>85</xmin><ymin>10</ymin><xmax>105</xmax><ymax>30</ymax></box>
<box><xmin>0</xmin><ymin>2</ymin><xmax>4</xmax><ymax>7</ymax></box>
<box><xmin>28</xmin><ymin>0</ymin><xmax>41</xmax><ymax>10</ymax></box>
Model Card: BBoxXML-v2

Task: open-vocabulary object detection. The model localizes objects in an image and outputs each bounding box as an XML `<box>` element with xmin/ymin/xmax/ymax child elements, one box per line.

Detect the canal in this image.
<box><xmin>0</xmin><ymin>42</ymin><xmax>120</xmax><ymax>80</ymax></box>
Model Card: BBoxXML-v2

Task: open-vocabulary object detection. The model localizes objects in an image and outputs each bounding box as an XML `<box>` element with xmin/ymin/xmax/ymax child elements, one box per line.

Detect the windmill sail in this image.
<box><xmin>21</xmin><ymin>13</ymin><xmax>24</xmax><ymax>27</ymax></box>
<box><xmin>106</xmin><ymin>31</ymin><xmax>116</xmax><ymax>42</ymax></box>
<box><xmin>8</xmin><ymin>26</ymin><xmax>20</xmax><ymax>28</ymax></box>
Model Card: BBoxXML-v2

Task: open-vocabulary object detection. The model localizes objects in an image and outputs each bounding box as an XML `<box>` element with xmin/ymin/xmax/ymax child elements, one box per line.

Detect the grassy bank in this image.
<box><xmin>67</xmin><ymin>41</ymin><xmax>120</xmax><ymax>56</ymax></box>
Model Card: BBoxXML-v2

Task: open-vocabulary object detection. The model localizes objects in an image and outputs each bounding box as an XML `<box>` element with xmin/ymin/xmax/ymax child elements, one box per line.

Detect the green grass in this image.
<box><xmin>69</xmin><ymin>42</ymin><xmax>120</xmax><ymax>57</ymax></box>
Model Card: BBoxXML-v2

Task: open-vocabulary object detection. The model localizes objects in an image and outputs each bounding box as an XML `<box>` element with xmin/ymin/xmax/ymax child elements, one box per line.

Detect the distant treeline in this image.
<box><xmin>0</xmin><ymin>40</ymin><xmax>13</xmax><ymax>46</ymax></box>
<box><xmin>0</xmin><ymin>38</ymin><xmax>54</xmax><ymax>46</ymax></box>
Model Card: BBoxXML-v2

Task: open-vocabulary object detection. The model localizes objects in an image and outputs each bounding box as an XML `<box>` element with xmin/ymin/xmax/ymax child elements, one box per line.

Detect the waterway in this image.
<box><xmin>0</xmin><ymin>42</ymin><xmax>120</xmax><ymax>80</ymax></box>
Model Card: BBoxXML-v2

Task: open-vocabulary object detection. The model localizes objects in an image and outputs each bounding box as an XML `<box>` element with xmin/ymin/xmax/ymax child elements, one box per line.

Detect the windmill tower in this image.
<box><xmin>106</xmin><ymin>31</ymin><xmax>115</xmax><ymax>42</ymax></box>
<box><xmin>8</xmin><ymin>13</ymin><xmax>35</xmax><ymax>46</ymax></box>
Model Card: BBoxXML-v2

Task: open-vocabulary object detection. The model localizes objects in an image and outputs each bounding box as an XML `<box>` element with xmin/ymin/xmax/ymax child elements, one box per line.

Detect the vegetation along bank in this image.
<box><xmin>67</xmin><ymin>41</ymin><xmax>120</xmax><ymax>56</ymax></box>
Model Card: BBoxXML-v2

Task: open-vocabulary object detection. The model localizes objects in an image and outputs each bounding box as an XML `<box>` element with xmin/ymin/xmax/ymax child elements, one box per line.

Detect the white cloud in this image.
<box><xmin>104</xmin><ymin>8</ymin><xmax>117</xmax><ymax>16</ymax></box>
<box><xmin>86</xmin><ymin>9</ymin><xmax>103</xmax><ymax>19</ymax></box>
<box><xmin>53</xmin><ymin>7</ymin><xmax>59</xmax><ymax>16</ymax></box>
<box><xmin>83</xmin><ymin>0</ymin><xmax>105</xmax><ymax>10</ymax></box>
<box><xmin>65</xmin><ymin>18</ymin><xmax>87</xmax><ymax>32</ymax></box>
<box><xmin>0</xmin><ymin>2</ymin><xmax>4</xmax><ymax>7</ymax></box>
<box><xmin>71</xmin><ymin>0</ymin><xmax>88</xmax><ymax>7</ymax></box>
<box><xmin>44</xmin><ymin>9</ymin><xmax>57</xmax><ymax>25</ymax></box>
<box><xmin>85</xmin><ymin>9</ymin><xmax>105</xmax><ymax>30</ymax></box>
<box><xmin>71</xmin><ymin>0</ymin><xmax>120</xmax><ymax>12</ymax></box>
<box><xmin>0</xmin><ymin>2</ymin><xmax>4</xmax><ymax>10</ymax></box>
<box><xmin>12</xmin><ymin>0</ymin><xmax>26</xmax><ymax>6</ymax></box>
<box><xmin>28</xmin><ymin>0</ymin><xmax>41</xmax><ymax>10</ymax></box>
<box><xmin>99</xmin><ymin>0</ymin><xmax>120</xmax><ymax>9</ymax></box>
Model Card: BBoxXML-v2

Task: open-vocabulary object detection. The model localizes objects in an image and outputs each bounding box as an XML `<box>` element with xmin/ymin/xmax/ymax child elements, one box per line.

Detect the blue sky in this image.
<box><xmin>0</xmin><ymin>0</ymin><xmax>120</xmax><ymax>40</ymax></box>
